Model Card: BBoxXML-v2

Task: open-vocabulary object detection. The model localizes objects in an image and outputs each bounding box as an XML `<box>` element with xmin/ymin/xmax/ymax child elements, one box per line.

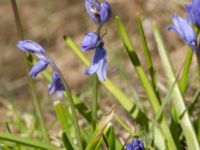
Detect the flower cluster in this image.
<box><xmin>168</xmin><ymin>0</ymin><xmax>200</xmax><ymax>51</ymax></box>
<box><xmin>17</xmin><ymin>40</ymin><xmax>64</xmax><ymax>95</ymax></box>
<box><xmin>81</xmin><ymin>0</ymin><xmax>111</xmax><ymax>81</ymax></box>
<box><xmin>126</xmin><ymin>137</ymin><xmax>144</xmax><ymax>150</ymax></box>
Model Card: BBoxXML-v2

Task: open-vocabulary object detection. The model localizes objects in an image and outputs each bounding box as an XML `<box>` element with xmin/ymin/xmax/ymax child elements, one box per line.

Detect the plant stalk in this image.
<box><xmin>48</xmin><ymin>58</ymin><xmax>82</xmax><ymax>150</ymax></box>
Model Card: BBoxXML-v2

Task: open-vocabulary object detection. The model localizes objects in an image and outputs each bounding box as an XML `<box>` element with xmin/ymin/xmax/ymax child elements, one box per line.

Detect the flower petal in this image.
<box><xmin>81</xmin><ymin>32</ymin><xmax>99</xmax><ymax>51</ymax></box>
<box><xmin>48</xmin><ymin>72</ymin><xmax>64</xmax><ymax>95</ymax></box>
<box><xmin>85</xmin><ymin>0</ymin><xmax>101</xmax><ymax>24</ymax></box>
<box><xmin>29</xmin><ymin>60</ymin><xmax>49</xmax><ymax>78</ymax></box>
<box><xmin>168</xmin><ymin>15</ymin><xmax>196</xmax><ymax>50</ymax></box>
<box><xmin>17</xmin><ymin>40</ymin><xmax>45</xmax><ymax>53</ymax></box>
<box><xmin>85</xmin><ymin>47</ymin><xmax>107</xmax><ymax>81</ymax></box>
<box><xmin>100</xmin><ymin>1</ymin><xmax>111</xmax><ymax>24</ymax></box>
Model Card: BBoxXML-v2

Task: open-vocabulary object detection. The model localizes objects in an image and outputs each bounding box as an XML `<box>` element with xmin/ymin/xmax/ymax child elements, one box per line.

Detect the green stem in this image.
<box><xmin>10</xmin><ymin>0</ymin><xmax>50</xmax><ymax>143</ymax></box>
<box><xmin>92</xmin><ymin>74</ymin><xmax>99</xmax><ymax>129</ymax></box>
<box><xmin>48</xmin><ymin>59</ymin><xmax>82</xmax><ymax>150</ymax></box>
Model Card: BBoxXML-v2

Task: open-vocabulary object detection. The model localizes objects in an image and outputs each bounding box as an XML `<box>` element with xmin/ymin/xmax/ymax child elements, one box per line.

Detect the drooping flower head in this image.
<box><xmin>17</xmin><ymin>40</ymin><xmax>50</xmax><ymax>78</ymax></box>
<box><xmin>85</xmin><ymin>0</ymin><xmax>111</xmax><ymax>24</ymax></box>
<box><xmin>126</xmin><ymin>137</ymin><xmax>144</xmax><ymax>150</ymax></box>
<box><xmin>48</xmin><ymin>72</ymin><xmax>64</xmax><ymax>95</ymax></box>
<box><xmin>17</xmin><ymin>40</ymin><xmax>64</xmax><ymax>95</ymax></box>
<box><xmin>167</xmin><ymin>15</ymin><xmax>197</xmax><ymax>51</ymax></box>
<box><xmin>186</xmin><ymin>0</ymin><xmax>200</xmax><ymax>29</ymax></box>
<box><xmin>85</xmin><ymin>46</ymin><xmax>107</xmax><ymax>81</ymax></box>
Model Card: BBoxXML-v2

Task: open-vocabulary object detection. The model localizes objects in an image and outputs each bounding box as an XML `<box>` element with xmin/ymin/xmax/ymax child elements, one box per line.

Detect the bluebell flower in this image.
<box><xmin>17</xmin><ymin>40</ymin><xmax>49</xmax><ymax>62</ymax></box>
<box><xmin>17</xmin><ymin>40</ymin><xmax>50</xmax><ymax>78</ymax></box>
<box><xmin>85</xmin><ymin>0</ymin><xmax>111</xmax><ymax>24</ymax></box>
<box><xmin>81</xmin><ymin>32</ymin><xmax>100</xmax><ymax>51</ymax></box>
<box><xmin>126</xmin><ymin>138</ymin><xmax>144</xmax><ymax>150</ymax></box>
<box><xmin>186</xmin><ymin>0</ymin><xmax>200</xmax><ymax>29</ymax></box>
<box><xmin>85</xmin><ymin>46</ymin><xmax>107</xmax><ymax>81</ymax></box>
<box><xmin>48</xmin><ymin>72</ymin><xmax>64</xmax><ymax>95</ymax></box>
<box><xmin>99</xmin><ymin>1</ymin><xmax>112</xmax><ymax>24</ymax></box>
<box><xmin>17</xmin><ymin>40</ymin><xmax>45</xmax><ymax>53</ymax></box>
<box><xmin>29</xmin><ymin>59</ymin><xmax>49</xmax><ymax>78</ymax></box>
<box><xmin>167</xmin><ymin>15</ymin><xmax>197</xmax><ymax>51</ymax></box>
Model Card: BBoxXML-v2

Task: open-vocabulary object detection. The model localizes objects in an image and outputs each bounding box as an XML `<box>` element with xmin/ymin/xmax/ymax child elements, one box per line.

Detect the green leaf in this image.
<box><xmin>54</xmin><ymin>101</ymin><xmax>71</xmax><ymax>133</ymax></box>
<box><xmin>104</xmin><ymin>126</ymin><xmax>115</xmax><ymax>150</ymax></box>
<box><xmin>0</xmin><ymin>132</ymin><xmax>59</xmax><ymax>150</ymax></box>
<box><xmin>86</xmin><ymin>108</ymin><xmax>114</xmax><ymax>150</ymax></box>
<box><xmin>179</xmin><ymin>48</ymin><xmax>193</xmax><ymax>94</ymax></box>
<box><xmin>62</xmin><ymin>132</ymin><xmax>74</xmax><ymax>150</ymax></box>
<box><xmin>137</xmin><ymin>16</ymin><xmax>159</xmax><ymax>99</ymax></box>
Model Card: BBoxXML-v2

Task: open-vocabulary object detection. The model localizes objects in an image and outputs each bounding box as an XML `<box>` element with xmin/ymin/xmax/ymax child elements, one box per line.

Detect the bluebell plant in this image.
<box><xmin>82</xmin><ymin>0</ymin><xmax>111</xmax><ymax>81</ymax></box>
<box><xmin>17</xmin><ymin>40</ymin><xmax>64</xmax><ymax>95</ymax></box>
<box><xmin>126</xmin><ymin>137</ymin><xmax>144</xmax><ymax>150</ymax></box>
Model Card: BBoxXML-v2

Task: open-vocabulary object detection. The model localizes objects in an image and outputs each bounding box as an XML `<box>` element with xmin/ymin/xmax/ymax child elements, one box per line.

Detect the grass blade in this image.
<box><xmin>0</xmin><ymin>133</ymin><xmax>59</xmax><ymax>150</ymax></box>
<box><xmin>62</xmin><ymin>132</ymin><xmax>74</xmax><ymax>150</ymax></box>
<box><xmin>179</xmin><ymin>48</ymin><xmax>193</xmax><ymax>94</ymax></box>
<box><xmin>86</xmin><ymin>108</ymin><xmax>114</xmax><ymax>150</ymax></box>
<box><xmin>137</xmin><ymin>16</ymin><xmax>158</xmax><ymax>95</ymax></box>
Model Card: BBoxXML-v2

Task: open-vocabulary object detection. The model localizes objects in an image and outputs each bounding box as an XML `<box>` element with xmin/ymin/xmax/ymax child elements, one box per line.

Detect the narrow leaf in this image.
<box><xmin>62</xmin><ymin>132</ymin><xmax>74</xmax><ymax>150</ymax></box>
<box><xmin>0</xmin><ymin>132</ymin><xmax>58</xmax><ymax>150</ymax></box>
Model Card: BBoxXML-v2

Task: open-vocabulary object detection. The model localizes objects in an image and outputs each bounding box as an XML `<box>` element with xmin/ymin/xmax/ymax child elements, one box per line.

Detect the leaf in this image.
<box><xmin>62</xmin><ymin>132</ymin><xmax>74</xmax><ymax>150</ymax></box>
<box><xmin>104</xmin><ymin>126</ymin><xmax>115</xmax><ymax>150</ymax></box>
<box><xmin>0</xmin><ymin>132</ymin><xmax>59</xmax><ymax>150</ymax></box>
<box><xmin>86</xmin><ymin>107</ymin><xmax>114</xmax><ymax>150</ymax></box>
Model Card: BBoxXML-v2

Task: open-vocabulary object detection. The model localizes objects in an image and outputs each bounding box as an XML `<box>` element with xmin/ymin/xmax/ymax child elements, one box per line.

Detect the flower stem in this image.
<box><xmin>48</xmin><ymin>59</ymin><xmax>82</xmax><ymax>150</ymax></box>
<box><xmin>10</xmin><ymin>0</ymin><xmax>50</xmax><ymax>143</ymax></box>
<box><xmin>92</xmin><ymin>74</ymin><xmax>99</xmax><ymax>129</ymax></box>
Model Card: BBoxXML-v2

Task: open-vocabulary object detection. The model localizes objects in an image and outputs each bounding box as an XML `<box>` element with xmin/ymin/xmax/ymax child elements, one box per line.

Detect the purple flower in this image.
<box><xmin>85</xmin><ymin>46</ymin><xmax>107</xmax><ymax>81</ymax></box>
<box><xmin>186</xmin><ymin>0</ymin><xmax>200</xmax><ymax>29</ymax></box>
<box><xmin>48</xmin><ymin>72</ymin><xmax>64</xmax><ymax>95</ymax></box>
<box><xmin>126</xmin><ymin>138</ymin><xmax>144</xmax><ymax>150</ymax></box>
<box><xmin>17</xmin><ymin>40</ymin><xmax>50</xmax><ymax>78</ymax></box>
<box><xmin>85</xmin><ymin>0</ymin><xmax>111</xmax><ymax>24</ymax></box>
<box><xmin>29</xmin><ymin>59</ymin><xmax>49</xmax><ymax>78</ymax></box>
<box><xmin>17</xmin><ymin>40</ymin><xmax>49</xmax><ymax>62</ymax></box>
<box><xmin>17</xmin><ymin>40</ymin><xmax>45</xmax><ymax>53</ymax></box>
<box><xmin>167</xmin><ymin>15</ymin><xmax>197</xmax><ymax>50</ymax></box>
<box><xmin>81</xmin><ymin>32</ymin><xmax>100</xmax><ymax>51</ymax></box>
<box><xmin>100</xmin><ymin>1</ymin><xmax>112</xmax><ymax>24</ymax></box>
